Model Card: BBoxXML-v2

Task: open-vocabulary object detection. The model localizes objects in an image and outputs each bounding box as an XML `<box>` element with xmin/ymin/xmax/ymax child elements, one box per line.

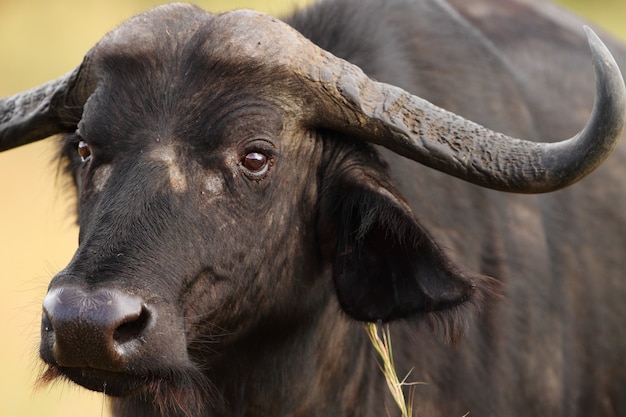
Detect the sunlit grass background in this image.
<box><xmin>0</xmin><ymin>1</ymin><xmax>623</xmax><ymax>416</ymax></box>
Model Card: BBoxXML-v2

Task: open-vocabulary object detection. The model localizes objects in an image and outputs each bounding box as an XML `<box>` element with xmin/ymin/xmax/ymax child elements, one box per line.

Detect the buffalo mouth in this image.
<box><xmin>40</xmin><ymin>364</ymin><xmax>151</xmax><ymax>396</ymax></box>
<box><xmin>64</xmin><ymin>367</ymin><xmax>151</xmax><ymax>396</ymax></box>
<box><xmin>39</xmin><ymin>363</ymin><xmax>214</xmax><ymax>416</ymax></box>
<box><xmin>40</xmin><ymin>362</ymin><xmax>214</xmax><ymax>411</ymax></box>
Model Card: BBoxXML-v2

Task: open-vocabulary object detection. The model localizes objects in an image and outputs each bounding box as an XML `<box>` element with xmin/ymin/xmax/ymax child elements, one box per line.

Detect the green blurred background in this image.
<box><xmin>0</xmin><ymin>1</ymin><xmax>623</xmax><ymax>416</ymax></box>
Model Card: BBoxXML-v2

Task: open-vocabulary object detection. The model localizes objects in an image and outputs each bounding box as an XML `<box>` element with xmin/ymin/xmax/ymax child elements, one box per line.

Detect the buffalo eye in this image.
<box><xmin>242</xmin><ymin>151</ymin><xmax>271</xmax><ymax>179</ymax></box>
<box><xmin>77</xmin><ymin>140</ymin><xmax>92</xmax><ymax>162</ymax></box>
<box><xmin>244</xmin><ymin>152</ymin><xmax>267</xmax><ymax>171</ymax></box>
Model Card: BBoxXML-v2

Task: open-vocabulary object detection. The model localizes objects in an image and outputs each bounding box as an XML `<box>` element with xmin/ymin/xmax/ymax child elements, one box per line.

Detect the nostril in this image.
<box><xmin>114</xmin><ymin>305</ymin><xmax>152</xmax><ymax>345</ymax></box>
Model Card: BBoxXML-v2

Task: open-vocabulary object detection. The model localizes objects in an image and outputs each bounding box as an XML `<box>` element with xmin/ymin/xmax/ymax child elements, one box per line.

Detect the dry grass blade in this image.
<box><xmin>365</xmin><ymin>322</ymin><xmax>420</xmax><ymax>417</ymax></box>
<box><xmin>101</xmin><ymin>383</ymin><xmax>107</xmax><ymax>417</ymax></box>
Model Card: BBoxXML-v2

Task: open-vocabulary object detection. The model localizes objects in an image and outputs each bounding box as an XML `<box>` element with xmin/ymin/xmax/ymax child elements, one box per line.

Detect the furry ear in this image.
<box><xmin>322</xmin><ymin>166</ymin><xmax>490</xmax><ymax>325</ymax></box>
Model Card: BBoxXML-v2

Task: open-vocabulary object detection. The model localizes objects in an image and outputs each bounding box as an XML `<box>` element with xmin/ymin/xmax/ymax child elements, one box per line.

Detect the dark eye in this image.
<box><xmin>242</xmin><ymin>151</ymin><xmax>271</xmax><ymax>179</ymax></box>
<box><xmin>77</xmin><ymin>140</ymin><xmax>92</xmax><ymax>162</ymax></box>
<box><xmin>244</xmin><ymin>152</ymin><xmax>267</xmax><ymax>172</ymax></box>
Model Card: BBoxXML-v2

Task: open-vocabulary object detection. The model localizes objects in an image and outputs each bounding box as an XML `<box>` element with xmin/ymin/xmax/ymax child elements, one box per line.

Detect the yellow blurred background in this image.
<box><xmin>0</xmin><ymin>1</ymin><xmax>623</xmax><ymax>416</ymax></box>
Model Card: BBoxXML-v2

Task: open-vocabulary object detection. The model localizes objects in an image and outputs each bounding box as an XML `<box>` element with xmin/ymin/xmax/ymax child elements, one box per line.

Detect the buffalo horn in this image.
<box><xmin>0</xmin><ymin>64</ymin><xmax>90</xmax><ymax>152</ymax></box>
<box><xmin>3</xmin><ymin>10</ymin><xmax>624</xmax><ymax>195</ymax></box>
<box><xmin>301</xmin><ymin>26</ymin><xmax>626</xmax><ymax>193</ymax></box>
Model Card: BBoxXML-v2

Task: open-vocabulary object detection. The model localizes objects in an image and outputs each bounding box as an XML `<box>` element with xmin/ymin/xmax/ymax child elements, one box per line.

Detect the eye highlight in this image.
<box><xmin>77</xmin><ymin>140</ymin><xmax>92</xmax><ymax>162</ymax></box>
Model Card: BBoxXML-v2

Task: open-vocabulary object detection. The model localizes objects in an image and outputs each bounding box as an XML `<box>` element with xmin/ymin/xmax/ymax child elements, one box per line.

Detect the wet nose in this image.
<box><xmin>41</xmin><ymin>286</ymin><xmax>153</xmax><ymax>370</ymax></box>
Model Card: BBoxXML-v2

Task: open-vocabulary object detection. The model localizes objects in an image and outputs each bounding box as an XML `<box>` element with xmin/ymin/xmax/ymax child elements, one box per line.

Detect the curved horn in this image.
<box><xmin>219</xmin><ymin>12</ymin><xmax>626</xmax><ymax>193</ymax></box>
<box><xmin>0</xmin><ymin>61</ymin><xmax>93</xmax><ymax>152</ymax></box>
<box><xmin>318</xmin><ymin>27</ymin><xmax>626</xmax><ymax>193</ymax></box>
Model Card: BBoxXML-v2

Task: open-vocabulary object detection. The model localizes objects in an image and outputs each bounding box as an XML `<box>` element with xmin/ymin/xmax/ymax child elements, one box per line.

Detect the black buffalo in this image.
<box><xmin>1</xmin><ymin>0</ymin><xmax>625</xmax><ymax>416</ymax></box>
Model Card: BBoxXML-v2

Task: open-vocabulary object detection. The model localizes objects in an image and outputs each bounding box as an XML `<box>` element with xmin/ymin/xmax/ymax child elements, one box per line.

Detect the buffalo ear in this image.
<box><xmin>324</xmin><ymin>169</ymin><xmax>489</xmax><ymax>326</ymax></box>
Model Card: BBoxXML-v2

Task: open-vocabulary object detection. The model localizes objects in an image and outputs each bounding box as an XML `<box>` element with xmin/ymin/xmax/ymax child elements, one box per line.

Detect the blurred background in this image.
<box><xmin>0</xmin><ymin>1</ymin><xmax>624</xmax><ymax>416</ymax></box>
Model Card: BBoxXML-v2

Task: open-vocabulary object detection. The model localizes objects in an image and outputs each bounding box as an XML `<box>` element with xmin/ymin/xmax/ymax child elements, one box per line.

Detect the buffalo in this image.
<box><xmin>1</xmin><ymin>0</ymin><xmax>626</xmax><ymax>416</ymax></box>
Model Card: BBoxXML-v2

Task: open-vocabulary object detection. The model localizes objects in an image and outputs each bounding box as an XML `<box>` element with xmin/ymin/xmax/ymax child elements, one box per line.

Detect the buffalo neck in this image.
<box><xmin>206</xmin><ymin>301</ymin><xmax>385</xmax><ymax>416</ymax></box>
